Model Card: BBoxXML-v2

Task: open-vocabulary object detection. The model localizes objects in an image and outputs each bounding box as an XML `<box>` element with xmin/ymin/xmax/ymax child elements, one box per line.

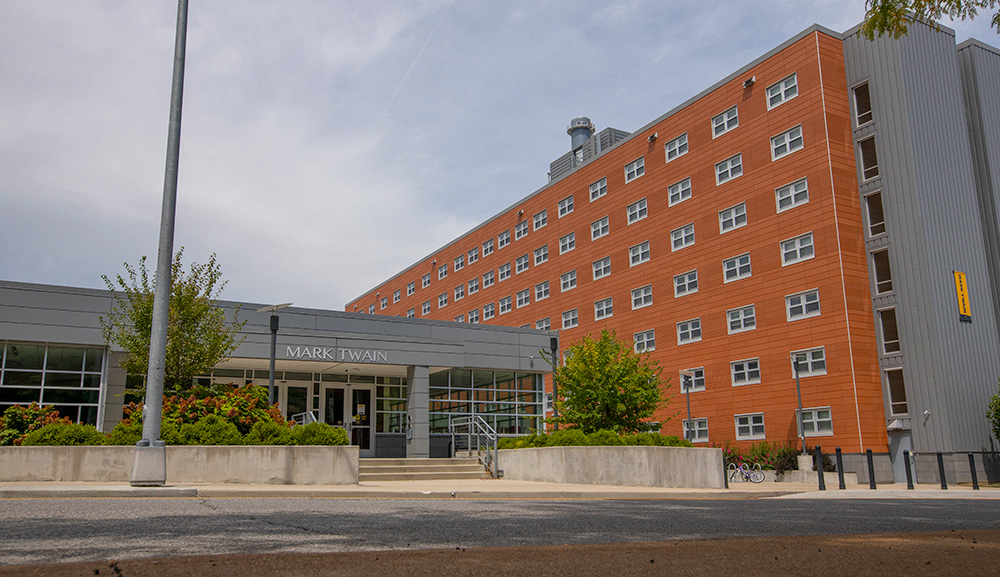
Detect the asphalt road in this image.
<box><xmin>1</xmin><ymin>498</ymin><xmax>998</xmax><ymax>566</ymax></box>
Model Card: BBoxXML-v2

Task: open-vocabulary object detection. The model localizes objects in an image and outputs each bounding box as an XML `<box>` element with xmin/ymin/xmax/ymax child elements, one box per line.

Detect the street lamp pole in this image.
<box><xmin>257</xmin><ymin>303</ymin><xmax>292</xmax><ymax>406</ymax></box>
<box><xmin>549</xmin><ymin>336</ymin><xmax>559</xmax><ymax>431</ymax></box>
<box><xmin>680</xmin><ymin>370</ymin><xmax>696</xmax><ymax>442</ymax></box>
<box><xmin>792</xmin><ymin>355</ymin><xmax>806</xmax><ymax>455</ymax></box>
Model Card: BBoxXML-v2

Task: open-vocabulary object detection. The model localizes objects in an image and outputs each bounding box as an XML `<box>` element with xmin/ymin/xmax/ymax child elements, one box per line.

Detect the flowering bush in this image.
<box><xmin>0</xmin><ymin>403</ymin><xmax>72</xmax><ymax>446</ymax></box>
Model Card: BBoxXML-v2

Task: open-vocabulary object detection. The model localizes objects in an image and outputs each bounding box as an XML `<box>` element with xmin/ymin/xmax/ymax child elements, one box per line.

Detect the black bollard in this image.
<box><xmin>969</xmin><ymin>453</ymin><xmax>979</xmax><ymax>490</ymax></box>
<box><xmin>866</xmin><ymin>448</ymin><xmax>877</xmax><ymax>489</ymax></box>
<box><xmin>903</xmin><ymin>449</ymin><xmax>914</xmax><ymax>490</ymax></box>
<box><xmin>835</xmin><ymin>447</ymin><xmax>845</xmax><ymax>490</ymax></box>
<box><xmin>936</xmin><ymin>451</ymin><xmax>948</xmax><ymax>489</ymax></box>
<box><xmin>814</xmin><ymin>445</ymin><xmax>826</xmax><ymax>490</ymax></box>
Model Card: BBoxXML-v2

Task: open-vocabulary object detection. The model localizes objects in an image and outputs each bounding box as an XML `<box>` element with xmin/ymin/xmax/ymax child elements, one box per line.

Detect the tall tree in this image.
<box><xmin>862</xmin><ymin>0</ymin><xmax>1000</xmax><ymax>39</ymax></box>
<box><xmin>100</xmin><ymin>248</ymin><xmax>246</xmax><ymax>393</ymax></box>
<box><xmin>548</xmin><ymin>330</ymin><xmax>671</xmax><ymax>434</ymax></box>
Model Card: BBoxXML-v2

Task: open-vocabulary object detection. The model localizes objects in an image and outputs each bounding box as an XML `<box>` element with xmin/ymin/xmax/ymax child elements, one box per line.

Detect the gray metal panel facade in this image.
<box><xmin>843</xmin><ymin>25</ymin><xmax>1000</xmax><ymax>453</ymax></box>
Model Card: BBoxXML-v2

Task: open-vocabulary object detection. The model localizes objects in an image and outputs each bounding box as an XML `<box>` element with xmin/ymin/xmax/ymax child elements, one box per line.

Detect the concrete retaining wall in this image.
<box><xmin>0</xmin><ymin>445</ymin><xmax>359</xmax><ymax>484</ymax></box>
<box><xmin>499</xmin><ymin>446</ymin><xmax>725</xmax><ymax>488</ymax></box>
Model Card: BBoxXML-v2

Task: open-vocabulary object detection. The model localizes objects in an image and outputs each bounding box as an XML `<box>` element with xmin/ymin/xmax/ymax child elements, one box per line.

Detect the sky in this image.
<box><xmin>1</xmin><ymin>1</ymin><xmax>997</xmax><ymax>311</ymax></box>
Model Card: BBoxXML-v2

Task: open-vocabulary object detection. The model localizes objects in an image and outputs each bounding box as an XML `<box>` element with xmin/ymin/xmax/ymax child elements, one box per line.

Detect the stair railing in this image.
<box><xmin>449</xmin><ymin>415</ymin><xmax>500</xmax><ymax>478</ymax></box>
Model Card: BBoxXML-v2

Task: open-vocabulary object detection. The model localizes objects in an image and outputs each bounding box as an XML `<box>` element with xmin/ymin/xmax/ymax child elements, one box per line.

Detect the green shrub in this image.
<box><xmin>178</xmin><ymin>414</ymin><xmax>244</xmax><ymax>445</ymax></box>
<box><xmin>497</xmin><ymin>437</ymin><xmax>519</xmax><ymax>450</ymax></box>
<box><xmin>499</xmin><ymin>430</ymin><xmax>693</xmax><ymax>449</ymax></box>
<box><xmin>0</xmin><ymin>404</ymin><xmax>71</xmax><ymax>445</ymax></box>
<box><xmin>106</xmin><ymin>419</ymin><xmax>144</xmax><ymax>445</ymax></box>
<box><xmin>544</xmin><ymin>428</ymin><xmax>588</xmax><ymax>446</ymax></box>
<box><xmin>21</xmin><ymin>423</ymin><xmax>106</xmax><ymax>446</ymax></box>
<box><xmin>245</xmin><ymin>420</ymin><xmax>293</xmax><ymax>445</ymax></box>
<box><xmin>289</xmin><ymin>422</ymin><xmax>348</xmax><ymax>446</ymax></box>
<box><xmin>586</xmin><ymin>429</ymin><xmax>624</xmax><ymax>446</ymax></box>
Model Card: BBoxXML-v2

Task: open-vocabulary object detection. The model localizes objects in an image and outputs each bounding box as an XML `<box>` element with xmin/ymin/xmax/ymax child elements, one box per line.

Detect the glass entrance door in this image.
<box><xmin>350</xmin><ymin>387</ymin><xmax>373</xmax><ymax>458</ymax></box>
<box><xmin>284</xmin><ymin>385</ymin><xmax>309</xmax><ymax>423</ymax></box>
<box><xmin>323</xmin><ymin>387</ymin><xmax>346</xmax><ymax>428</ymax></box>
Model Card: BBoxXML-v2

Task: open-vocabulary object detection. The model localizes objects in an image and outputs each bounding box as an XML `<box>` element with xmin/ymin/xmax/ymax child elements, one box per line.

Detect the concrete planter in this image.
<box><xmin>498</xmin><ymin>446</ymin><xmax>726</xmax><ymax>488</ymax></box>
<box><xmin>0</xmin><ymin>445</ymin><xmax>359</xmax><ymax>485</ymax></box>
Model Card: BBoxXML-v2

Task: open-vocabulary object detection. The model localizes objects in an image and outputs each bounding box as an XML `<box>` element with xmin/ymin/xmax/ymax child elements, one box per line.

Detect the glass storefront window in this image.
<box><xmin>1</xmin><ymin>342</ymin><xmax>102</xmax><ymax>425</ymax></box>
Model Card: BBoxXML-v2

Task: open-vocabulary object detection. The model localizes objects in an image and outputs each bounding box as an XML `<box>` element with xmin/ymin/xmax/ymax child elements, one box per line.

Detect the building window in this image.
<box><xmin>483</xmin><ymin>302</ymin><xmax>495</xmax><ymax>320</ymax></box>
<box><xmin>483</xmin><ymin>270</ymin><xmax>495</xmax><ymax>288</ymax></box>
<box><xmin>786</xmin><ymin>288</ymin><xmax>820</xmax><ymax>320</ymax></box>
<box><xmin>515</xmin><ymin>254</ymin><xmax>530</xmax><ymax>274</ymax></box>
<box><xmin>665</xmin><ymin>133</ymin><xmax>688</xmax><ymax>162</ymax></box>
<box><xmin>627</xmin><ymin>198</ymin><xmax>648</xmax><ymax>224</ymax></box>
<box><xmin>771</xmin><ymin>125</ymin><xmax>804</xmax><ymax>160</ymax></box>
<box><xmin>801</xmin><ymin>407</ymin><xmax>833</xmax><ymax>436</ymax></box>
<box><xmin>380</xmin><ymin>297</ymin><xmax>388</xmax><ymax>310</ymax></box>
<box><xmin>422</xmin><ymin>274</ymin><xmax>431</xmax><ymax>288</ymax></box>
<box><xmin>625</xmin><ymin>156</ymin><xmax>645</xmax><ymax>183</ymax></box>
<box><xmin>632</xmin><ymin>284</ymin><xmax>653</xmax><ymax>309</ymax></box>
<box><xmin>392</xmin><ymin>290</ymin><xmax>400</xmax><ymax>303</ymax></box>
<box><xmin>719</xmin><ymin>202</ymin><xmax>747</xmax><ymax>233</ymax></box>
<box><xmin>561</xmin><ymin>270</ymin><xmax>577</xmax><ymax>292</ymax></box>
<box><xmin>677</xmin><ymin>318</ymin><xmax>702</xmax><ymax>344</ymax></box>
<box><xmin>680</xmin><ymin>367</ymin><xmax>706</xmax><ymax>392</ymax></box>
<box><xmin>858</xmin><ymin>136</ymin><xmax>879</xmax><ymax>180</ymax></box>
<box><xmin>468</xmin><ymin>309</ymin><xmax>479</xmax><ymax>324</ymax></box>
<box><xmin>595</xmin><ymin>297</ymin><xmax>614</xmax><ymax>320</ymax></box>
<box><xmin>535</xmin><ymin>281</ymin><xmax>550</xmax><ymax>301</ymax></box>
<box><xmin>454</xmin><ymin>255</ymin><xmax>464</xmax><ymax>271</ymax></box>
<box><xmin>591</xmin><ymin>216</ymin><xmax>610</xmax><ymax>240</ymax></box>
<box><xmin>516</xmin><ymin>289</ymin><xmax>530</xmax><ymax>308</ymax></box>
<box><xmin>514</xmin><ymin>221</ymin><xmax>529</xmax><ymax>240</ymax></box>
<box><xmin>854</xmin><ymin>81</ymin><xmax>873</xmax><ymax>126</ymax></box>
<box><xmin>592</xmin><ymin>256</ymin><xmax>611</xmax><ymax>280</ymax></box>
<box><xmin>499</xmin><ymin>296</ymin><xmax>512</xmax><ymax>315</ymax></box>
<box><xmin>483</xmin><ymin>238</ymin><xmax>494</xmax><ymax>256</ymax></box>
<box><xmin>886</xmin><ymin>368</ymin><xmax>908</xmax><ymax>415</ymax></box>
<box><xmin>723</xmin><ymin>253</ymin><xmax>751</xmax><ymax>282</ymax></box>
<box><xmin>438</xmin><ymin>264</ymin><xmax>448</xmax><ymax>280</ymax></box>
<box><xmin>559</xmin><ymin>232</ymin><xmax>576</xmax><ymax>254</ymax></box>
<box><xmin>454</xmin><ymin>285</ymin><xmax>465</xmax><ymax>301</ymax></box>
<box><xmin>671</xmin><ymin>223</ymin><xmax>696</xmax><ymax>251</ymax></box>
<box><xmin>865</xmin><ymin>191</ymin><xmax>886</xmax><ymax>237</ymax></box>
<box><xmin>590</xmin><ymin>177</ymin><xmax>608</xmax><ymax>201</ymax></box>
<box><xmin>668</xmin><ymin>177</ymin><xmax>692</xmax><ymax>206</ymax></box>
<box><xmin>781</xmin><ymin>232</ymin><xmax>814</xmax><ymax>265</ymax></box>
<box><xmin>767</xmin><ymin>73</ymin><xmax>798</xmax><ymax>109</ymax></box>
<box><xmin>683</xmin><ymin>418</ymin><xmax>709</xmax><ymax>443</ymax></box>
<box><xmin>558</xmin><ymin>194</ymin><xmax>574</xmax><ymax>217</ymax></box>
<box><xmin>715</xmin><ymin>153</ymin><xmax>743</xmax><ymax>184</ymax></box>
<box><xmin>792</xmin><ymin>347</ymin><xmax>827</xmax><ymax>377</ymax></box>
<box><xmin>872</xmin><ymin>249</ymin><xmax>893</xmax><ymax>294</ymax></box>
<box><xmin>468</xmin><ymin>277</ymin><xmax>479</xmax><ymax>295</ymax></box>
<box><xmin>499</xmin><ymin>262</ymin><xmax>511</xmax><ymax>281</ymax></box>
<box><xmin>406</xmin><ymin>308</ymin><xmax>415</xmax><ymax>318</ymax></box>
<box><xmin>776</xmin><ymin>178</ymin><xmax>809</xmax><ymax>212</ymax></box>
<box><xmin>634</xmin><ymin>329</ymin><xmax>656</xmax><ymax>352</ymax></box>
<box><xmin>562</xmin><ymin>308</ymin><xmax>579</xmax><ymax>329</ymax></box>
<box><xmin>533</xmin><ymin>209</ymin><xmax>548</xmax><ymax>230</ymax></box>
<box><xmin>712</xmin><ymin>105</ymin><xmax>739</xmax><ymax>137</ymax></box>
<box><xmin>498</xmin><ymin>229</ymin><xmax>510</xmax><ymax>248</ymax></box>
<box><xmin>727</xmin><ymin>305</ymin><xmax>756</xmax><ymax>334</ymax></box>
<box><xmin>628</xmin><ymin>241</ymin><xmax>651</xmax><ymax>266</ymax></box>
<box><xmin>536</xmin><ymin>317</ymin><xmax>550</xmax><ymax>330</ymax></box>
<box><xmin>422</xmin><ymin>301</ymin><xmax>431</xmax><ymax>315</ymax></box>
<box><xmin>369</xmin><ymin>304</ymin><xmax>376</xmax><ymax>314</ymax></box>
<box><xmin>735</xmin><ymin>413</ymin><xmax>765</xmax><ymax>440</ymax></box>
<box><xmin>731</xmin><ymin>358</ymin><xmax>761</xmax><ymax>385</ymax></box>
<box><xmin>879</xmin><ymin>308</ymin><xmax>901</xmax><ymax>354</ymax></box>
<box><xmin>674</xmin><ymin>270</ymin><xmax>698</xmax><ymax>297</ymax></box>
<box><xmin>454</xmin><ymin>314</ymin><xmax>464</xmax><ymax>323</ymax></box>
<box><xmin>438</xmin><ymin>293</ymin><xmax>448</xmax><ymax>308</ymax></box>
<box><xmin>407</xmin><ymin>282</ymin><xmax>415</xmax><ymax>296</ymax></box>
<box><xmin>534</xmin><ymin>245</ymin><xmax>549</xmax><ymax>265</ymax></box>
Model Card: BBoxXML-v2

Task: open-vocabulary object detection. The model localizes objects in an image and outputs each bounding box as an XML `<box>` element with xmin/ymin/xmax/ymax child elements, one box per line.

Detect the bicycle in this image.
<box><xmin>728</xmin><ymin>462</ymin><xmax>765</xmax><ymax>483</ymax></box>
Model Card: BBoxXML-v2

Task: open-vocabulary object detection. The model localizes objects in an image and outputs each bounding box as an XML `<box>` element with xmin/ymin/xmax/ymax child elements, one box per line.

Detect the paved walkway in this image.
<box><xmin>2</xmin><ymin>478</ymin><xmax>998</xmax><ymax>499</ymax></box>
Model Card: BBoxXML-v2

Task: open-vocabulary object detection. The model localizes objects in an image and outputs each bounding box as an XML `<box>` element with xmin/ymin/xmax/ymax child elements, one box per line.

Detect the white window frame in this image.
<box><xmin>468</xmin><ymin>309</ymin><xmax>479</xmax><ymax>324</ymax></box>
<box><xmin>627</xmin><ymin>198</ymin><xmax>648</xmax><ymax>224</ymax></box>
<box><xmin>483</xmin><ymin>302</ymin><xmax>495</xmax><ymax>320</ymax></box>
<box><xmin>468</xmin><ymin>277</ymin><xmax>479</xmax><ymax>295</ymax></box>
<box><xmin>665</xmin><ymin>133</ymin><xmax>688</xmax><ymax>163</ymax></box>
<box><xmin>591</xmin><ymin>216</ymin><xmax>610</xmax><ymax>240</ymax></box>
<box><xmin>558</xmin><ymin>194</ymin><xmax>574</xmax><ymax>217</ymax></box>
<box><xmin>592</xmin><ymin>256</ymin><xmax>611</xmax><ymax>280</ymax></box>
<box><xmin>712</xmin><ymin>105</ymin><xmax>738</xmax><ymax>137</ymax></box>
<box><xmin>454</xmin><ymin>255</ymin><xmax>464</xmax><ymax>271</ymax></box>
<box><xmin>498</xmin><ymin>229</ymin><xmax>510</xmax><ymax>248</ymax></box>
<box><xmin>562</xmin><ymin>308</ymin><xmax>579</xmax><ymax>329</ymax></box>
<box><xmin>422</xmin><ymin>274</ymin><xmax>431</xmax><ymax>288</ymax></box>
<box><xmin>483</xmin><ymin>238</ymin><xmax>494</xmax><ymax>256</ymax></box>
<box><xmin>407</xmin><ymin>282</ymin><xmax>415</xmax><ymax>296</ymax></box>
<box><xmin>368</xmin><ymin>304</ymin><xmax>376</xmax><ymax>314</ymax></box>
<box><xmin>634</xmin><ymin>329</ymin><xmax>656</xmax><ymax>353</ymax></box>
<box><xmin>454</xmin><ymin>284</ymin><xmax>465</xmax><ymax>301</ymax></box>
<box><xmin>438</xmin><ymin>264</ymin><xmax>448</xmax><ymax>280</ymax></box>
<box><xmin>594</xmin><ymin>297</ymin><xmax>613</xmax><ymax>320</ymax></box>
<box><xmin>624</xmin><ymin>156</ymin><xmax>645</xmax><ymax>183</ymax></box>
<box><xmin>516</xmin><ymin>289</ymin><xmax>530</xmax><ymax>308</ymax></box>
<box><xmin>680</xmin><ymin>367</ymin><xmax>706</xmax><ymax>393</ymax></box>
<box><xmin>534</xmin><ymin>245</ymin><xmax>549</xmax><ymax>265</ymax></box>
<box><xmin>454</xmin><ymin>314</ymin><xmax>464</xmax><ymax>323</ymax></box>
<box><xmin>683</xmin><ymin>418</ymin><xmax>709</xmax><ymax>443</ymax></box>
<box><xmin>766</xmin><ymin>73</ymin><xmax>798</xmax><ymax>109</ymax></box>
<box><xmin>498</xmin><ymin>262</ymin><xmax>511</xmax><ymax>281</ymax></box>
<box><xmin>406</xmin><ymin>308</ymin><xmax>415</xmax><ymax>318</ymax></box>
<box><xmin>438</xmin><ymin>293</ymin><xmax>448</xmax><ymax>308</ymax></box>
<box><xmin>723</xmin><ymin>253</ymin><xmax>752</xmax><ymax>283</ymax></box>
<box><xmin>677</xmin><ymin>318</ymin><xmax>702</xmax><ymax>345</ymax></box>
<box><xmin>629</xmin><ymin>241</ymin><xmax>650</xmax><ymax>266</ymax></box>
<box><xmin>515</xmin><ymin>254</ymin><xmax>530</xmax><ymax>274</ymax></box>
<box><xmin>731</xmin><ymin>358</ymin><xmax>761</xmax><ymax>386</ymax></box>
<box><xmin>533</xmin><ymin>209</ymin><xmax>548</xmax><ymax>231</ymax></box>
<box><xmin>668</xmin><ymin>177</ymin><xmax>692</xmax><ymax>206</ymax></box>
<box><xmin>771</xmin><ymin>124</ymin><xmax>804</xmax><ymax>160</ymax></box>
<box><xmin>468</xmin><ymin>247</ymin><xmax>479</xmax><ymax>264</ymax></box>
<box><xmin>853</xmin><ymin>81</ymin><xmax>873</xmax><ymax>127</ymax></box>
<box><xmin>791</xmin><ymin>347</ymin><xmax>827</xmax><ymax>377</ymax></box>
<box><xmin>631</xmin><ymin>284</ymin><xmax>653</xmax><ymax>310</ymax></box>
<box><xmin>560</xmin><ymin>270</ymin><xmax>577</xmax><ymax>292</ymax></box>
<box><xmin>499</xmin><ymin>296</ymin><xmax>512</xmax><ymax>315</ymax></box>
<box><xmin>536</xmin><ymin>317</ymin><xmax>550</xmax><ymax>330</ymax></box>
<box><xmin>776</xmin><ymin>178</ymin><xmax>809</xmax><ymax>213</ymax></box>
<box><xmin>780</xmin><ymin>232</ymin><xmax>815</xmax><ymax>265</ymax></box>
<box><xmin>380</xmin><ymin>297</ymin><xmax>388</xmax><ymax>310</ymax></box>
<box><xmin>800</xmin><ymin>406</ymin><xmax>833</xmax><ymax>437</ymax></box>
<box><xmin>858</xmin><ymin>136</ymin><xmax>879</xmax><ymax>181</ymax></box>
<box><xmin>559</xmin><ymin>232</ymin><xmax>576</xmax><ymax>255</ymax></box>
<box><xmin>674</xmin><ymin>270</ymin><xmax>698</xmax><ymax>297</ymax></box>
<box><xmin>393</xmin><ymin>290</ymin><xmax>400</xmax><ymax>303</ymax></box>
<box><xmin>483</xmin><ymin>270</ymin><xmax>495</xmax><ymax>288</ymax></box>
<box><xmin>671</xmin><ymin>223</ymin><xmax>695</xmax><ymax>251</ymax></box>
<box><xmin>735</xmin><ymin>413</ymin><xmax>765</xmax><ymax>440</ymax></box>
<box><xmin>589</xmin><ymin>177</ymin><xmax>608</xmax><ymax>201</ymax></box>
<box><xmin>422</xmin><ymin>301</ymin><xmax>431</xmax><ymax>315</ymax></box>
<box><xmin>719</xmin><ymin>202</ymin><xmax>747</xmax><ymax>233</ymax></box>
<box><xmin>535</xmin><ymin>281</ymin><xmax>550</xmax><ymax>301</ymax></box>
<box><xmin>715</xmin><ymin>153</ymin><xmax>743</xmax><ymax>185</ymax></box>
<box><xmin>514</xmin><ymin>221</ymin><xmax>529</xmax><ymax>240</ymax></box>
<box><xmin>786</xmin><ymin>288</ymin><xmax>821</xmax><ymax>321</ymax></box>
<box><xmin>727</xmin><ymin>304</ymin><xmax>757</xmax><ymax>334</ymax></box>
<box><xmin>865</xmin><ymin>190</ymin><xmax>887</xmax><ymax>238</ymax></box>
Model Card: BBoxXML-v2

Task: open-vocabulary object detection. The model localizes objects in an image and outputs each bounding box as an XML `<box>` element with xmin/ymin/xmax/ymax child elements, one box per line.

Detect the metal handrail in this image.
<box><xmin>449</xmin><ymin>415</ymin><xmax>500</xmax><ymax>478</ymax></box>
<box><xmin>290</xmin><ymin>411</ymin><xmax>317</xmax><ymax>425</ymax></box>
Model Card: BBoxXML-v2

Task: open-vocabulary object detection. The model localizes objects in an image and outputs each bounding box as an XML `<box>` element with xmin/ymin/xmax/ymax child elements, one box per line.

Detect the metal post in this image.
<box><xmin>792</xmin><ymin>357</ymin><xmax>806</xmax><ymax>455</ymax></box>
<box><xmin>268</xmin><ymin>314</ymin><xmax>278</xmax><ymax>404</ymax></box>
<box><xmin>130</xmin><ymin>0</ymin><xmax>189</xmax><ymax>487</ymax></box>
<box><xmin>903</xmin><ymin>449</ymin><xmax>914</xmax><ymax>490</ymax></box>
<box><xmin>814</xmin><ymin>445</ymin><xmax>826</xmax><ymax>491</ymax></box>
<box><xmin>549</xmin><ymin>336</ymin><xmax>559</xmax><ymax>431</ymax></box>
<box><xmin>835</xmin><ymin>447</ymin><xmax>845</xmax><ymax>490</ymax></box>
<box><xmin>969</xmin><ymin>453</ymin><xmax>980</xmax><ymax>490</ymax></box>
<box><xmin>685</xmin><ymin>377</ymin><xmax>692</xmax><ymax>441</ymax></box>
<box><xmin>866</xmin><ymin>448</ymin><xmax>877</xmax><ymax>490</ymax></box>
<box><xmin>936</xmin><ymin>451</ymin><xmax>948</xmax><ymax>489</ymax></box>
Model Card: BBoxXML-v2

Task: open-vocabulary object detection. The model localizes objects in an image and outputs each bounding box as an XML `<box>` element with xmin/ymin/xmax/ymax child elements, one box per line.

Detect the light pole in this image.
<box><xmin>680</xmin><ymin>369</ymin><xmax>696</xmax><ymax>441</ymax></box>
<box><xmin>792</xmin><ymin>354</ymin><xmax>806</xmax><ymax>455</ymax></box>
<box><xmin>549</xmin><ymin>336</ymin><xmax>559</xmax><ymax>431</ymax></box>
<box><xmin>257</xmin><ymin>303</ymin><xmax>292</xmax><ymax>405</ymax></box>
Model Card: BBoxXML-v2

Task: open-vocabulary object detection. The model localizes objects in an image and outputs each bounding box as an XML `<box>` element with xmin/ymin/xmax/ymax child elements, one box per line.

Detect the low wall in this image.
<box><xmin>499</xmin><ymin>446</ymin><xmax>725</xmax><ymax>488</ymax></box>
<box><xmin>0</xmin><ymin>445</ymin><xmax>359</xmax><ymax>485</ymax></box>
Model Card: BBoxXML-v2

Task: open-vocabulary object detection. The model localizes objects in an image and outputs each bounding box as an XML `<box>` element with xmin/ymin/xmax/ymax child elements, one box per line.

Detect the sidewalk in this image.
<box><xmin>2</xmin><ymin>478</ymin><xmax>998</xmax><ymax>499</ymax></box>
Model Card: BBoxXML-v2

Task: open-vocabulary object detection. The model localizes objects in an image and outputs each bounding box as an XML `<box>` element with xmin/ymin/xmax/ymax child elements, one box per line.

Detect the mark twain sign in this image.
<box><xmin>285</xmin><ymin>346</ymin><xmax>389</xmax><ymax>363</ymax></box>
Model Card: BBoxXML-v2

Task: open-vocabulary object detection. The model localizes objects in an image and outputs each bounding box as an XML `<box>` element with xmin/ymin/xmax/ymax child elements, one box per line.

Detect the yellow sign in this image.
<box><xmin>953</xmin><ymin>271</ymin><xmax>972</xmax><ymax>323</ymax></box>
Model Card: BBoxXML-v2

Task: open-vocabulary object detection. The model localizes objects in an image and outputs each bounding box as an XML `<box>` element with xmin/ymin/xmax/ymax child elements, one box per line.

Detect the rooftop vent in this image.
<box><xmin>567</xmin><ymin>116</ymin><xmax>595</xmax><ymax>151</ymax></box>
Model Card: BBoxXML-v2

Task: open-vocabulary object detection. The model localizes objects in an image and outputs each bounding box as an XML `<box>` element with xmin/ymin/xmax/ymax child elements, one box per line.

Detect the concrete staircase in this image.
<box><xmin>358</xmin><ymin>458</ymin><xmax>488</xmax><ymax>482</ymax></box>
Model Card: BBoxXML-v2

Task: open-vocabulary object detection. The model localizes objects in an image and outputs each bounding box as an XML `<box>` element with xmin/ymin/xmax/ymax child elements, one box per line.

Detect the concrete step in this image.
<box><xmin>359</xmin><ymin>458</ymin><xmax>480</xmax><ymax>468</ymax></box>
<box><xmin>359</xmin><ymin>471</ymin><xmax>488</xmax><ymax>482</ymax></box>
<box><xmin>358</xmin><ymin>465</ymin><xmax>485</xmax><ymax>474</ymax></box>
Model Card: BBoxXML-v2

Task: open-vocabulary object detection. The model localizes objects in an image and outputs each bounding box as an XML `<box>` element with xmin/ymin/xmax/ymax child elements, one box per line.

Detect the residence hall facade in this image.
<box><xmin>348</xmin><ymin>22</ymin><xmax>1000</xmax><ymax>483</ymax></box>
<box><xmin>0</xmin><ymin>281</ymin><xmax>553</xmax><ymax>459</ymax></box>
